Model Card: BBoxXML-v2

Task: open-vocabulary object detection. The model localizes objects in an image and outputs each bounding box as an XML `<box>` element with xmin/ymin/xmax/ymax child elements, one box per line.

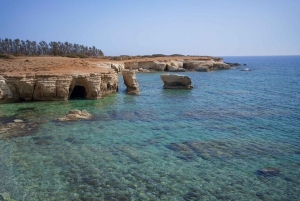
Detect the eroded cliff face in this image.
<box><xmin>119</xmin><ymin>57</ymin><xmax>229</xmax><ymax>72</ymax></box>
<box><xmin>0</xmin><ymin>72</ymin><xmax>118</xmax><ymax>102</ymax></box>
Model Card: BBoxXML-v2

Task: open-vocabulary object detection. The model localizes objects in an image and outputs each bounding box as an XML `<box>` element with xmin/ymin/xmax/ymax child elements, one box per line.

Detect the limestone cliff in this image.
<box><xmin>183</xmin><ymin>60</ymin><xmax>230</xmax><ymax>72</ymax></box>
<box><xmin>0</xmin><ymin>72</ymin><xmax>118</xmax><ymax>102</ymax></box>
<box><xmin>120</xmin><ymin>57</ymin><xmax>229</xmax><ymax>72</ymax></box>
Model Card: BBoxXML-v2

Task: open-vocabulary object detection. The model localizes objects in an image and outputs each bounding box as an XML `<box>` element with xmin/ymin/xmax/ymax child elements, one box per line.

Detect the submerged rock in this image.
<box><xmin>122</xmin><ymin>70</ymin><xmax>139</xmax><ymax>94</ymax></box>
<box><xmin>257</xmin><ymin>167</ymin><xmax>280</xmax><ymax>177</ymax></box>
<box><xmin>13</xmin><ymin>119</ymin><xmax>24</xmax><ymax>123</ymax></box>
<box><xmin>57</xmin><ymin>109</ymin><xmax>92</xmax><ymax>121</ymax></box>
<box><xmin>0</xmin><ymin>192</ymin><xmax>14</xmax><ymax>201</ymax></box>
<box><xmin>160</xmin><ymin>74</ymin><xmax>193</xmax><ymax>89</ymax></box>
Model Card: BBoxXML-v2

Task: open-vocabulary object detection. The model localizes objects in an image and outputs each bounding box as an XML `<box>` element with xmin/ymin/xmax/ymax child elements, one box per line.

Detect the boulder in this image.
<box><xmin>160</xmin><ymin>74</ymin><xmax>193</xmax><ymax>89</ymax></box>
<box><xmin>122</xmin><ymin>70</ymin><xmax>139</xmax><ymax>94</ymax></box>
<box><xmin>57</xmin><ymin>109</ymin><xmax>92</xmax><ymax>121</ymax></box>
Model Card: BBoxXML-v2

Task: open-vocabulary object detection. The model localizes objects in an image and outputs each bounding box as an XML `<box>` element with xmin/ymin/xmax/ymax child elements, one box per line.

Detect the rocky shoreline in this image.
<box><xmin>97</xmin><ymin>57</ymin><xmax>231</xmax><ymax>73</ymax></box>
<box><xmin>0</xmin><ymin>72</ymin><xmax>118</xmax><ymax>102</ymax></box>
<box><xmin>0</xmin><ymin>56</ymin><xmax>233</xmax><ymax>102</ymax></box>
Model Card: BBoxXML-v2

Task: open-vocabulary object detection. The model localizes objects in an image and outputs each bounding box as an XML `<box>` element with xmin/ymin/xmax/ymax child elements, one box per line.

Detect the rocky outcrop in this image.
<box><xmin>0</xmin><ymin>72</ymin><xmax>118</xmax><ymax>102</ymax></box>
<box><xmin>57</xmin><ymin>109</ymin><xmax>92</xmax><ymax>121</ymax></box>
<box><xmin>183</xmin><ymin>60</ymin><xmax>230</xmax><ymax>72</ymax></box>
<box><xmin>165</xmin><ymin>60</ymin><xmax>185</xmax><ymax>72</ymax></box>
<box><xmin>94</xmin><ymin>62</ymin><xmax>125</xmax><ymax>73</ymax></box>
<box><xmin>121</xmin><ymin>58</ymin><xmax>229</xmax><ymax>72</ymax></box>
<box><xmin>124</xmin><ymin>61</ymin><xmax>167</xmax><ymax>71</ymax></box>
<box><xmin>122</xmin><ymin>70</ymin><xmax>139</xmax><ymax>94</ymax></box>
<box><xmin>111</xmin><ymin>63</ymin><xmax>125</xmax><ymax>72</ymax></box>
<box><xmin>124</xmin><ymin>62</ymin><xmax>139</xmax><ymax>70</ymax></box>
<box><xmin>0</xmin><ymin>76</ymin><xmax>13</xmax><ymax>101</ymax></box>
<box><xmin>95</xmin><ymin>57</ymin><xmax>230</xmax><ymax>73</ymax></box>
<box><xmin>160</xmin><ymin>74</ymin><xmax>193</xmax><ymax>89</ymax></box>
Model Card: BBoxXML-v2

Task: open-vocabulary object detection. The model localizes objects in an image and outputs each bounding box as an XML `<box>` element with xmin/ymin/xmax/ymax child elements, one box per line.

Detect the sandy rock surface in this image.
<box><xmin>57</xmin><ymin>109</ymin><xmax>92</xmax><ymax>121</ymax></box>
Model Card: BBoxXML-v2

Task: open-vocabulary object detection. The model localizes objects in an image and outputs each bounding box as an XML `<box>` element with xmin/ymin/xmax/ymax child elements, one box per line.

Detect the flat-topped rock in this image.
<box><xmin>160</xmin><ymin>74</ymin><xmax>193</xmax><ymax>89</ymax></box>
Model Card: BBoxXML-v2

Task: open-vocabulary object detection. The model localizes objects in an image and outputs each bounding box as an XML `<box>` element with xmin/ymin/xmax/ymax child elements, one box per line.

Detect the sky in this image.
<box><xmin>0</xmin><ymin>0</ymin><xmax>299</xmax><ymax>56</ymax></box>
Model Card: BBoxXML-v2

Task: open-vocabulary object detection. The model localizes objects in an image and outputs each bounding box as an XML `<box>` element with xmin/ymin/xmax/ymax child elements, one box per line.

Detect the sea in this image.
<box><xmin>0</xmin><ymin>56</ymin><xmax>299</xmax><ymax>200</ymax></box>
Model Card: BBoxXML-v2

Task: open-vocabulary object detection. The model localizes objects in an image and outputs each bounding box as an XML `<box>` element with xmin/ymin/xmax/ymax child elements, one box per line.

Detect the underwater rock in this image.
<box><xmin>0</xmin><ymin>119</ymin><xmax>39</xmax><ymax>139</ymax></box>
<box><xmin>65</xmin><ymin>137</ymin><xmax>75</xmax><ymax>143</ymax></box>
<box><xmin>257</xmin><ymin>167</ymin><xmax>280</xmax><ymax>177</ymax></box>
<box><xmin>57</xmin><ymin>109</ymin><xmax>92</xmax><ymax>121</ymax></box>
<box><xmin>166</xmin><ymin>142</ymin><xmax>191</xmax><ymax>152</ymax></box>
<box><xmin>160</xmin><ymin>74</ymin><xmax>193</xmax><ymax>89</ymax></box>
<box><xmin>13</xmin><ymin>119</ymin><xmax>24</xmax><ymax>123</ymax></box>
<box><xmin>122</xmin><ymin>70</ymin><xmax>139</xmax><ymax>94</ymax></box>
<box><xmin>0</xmin><ymin>192</ymin><xmax>14</xmax><ymax>201</ymax></box>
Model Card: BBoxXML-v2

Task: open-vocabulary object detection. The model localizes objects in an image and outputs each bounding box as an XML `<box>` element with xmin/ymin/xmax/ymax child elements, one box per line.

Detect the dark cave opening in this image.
<box><xmin>69</xmin><ymin>86</ymin><xmax>86</xmax><ymax>99</ymax></box>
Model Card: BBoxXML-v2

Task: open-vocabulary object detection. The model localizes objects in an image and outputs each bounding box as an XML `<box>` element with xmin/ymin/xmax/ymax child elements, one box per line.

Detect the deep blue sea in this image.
<box><xmin>0</xmin><ymin>56</ymin><xmax>299</xmax><ymax>200</ymax></box>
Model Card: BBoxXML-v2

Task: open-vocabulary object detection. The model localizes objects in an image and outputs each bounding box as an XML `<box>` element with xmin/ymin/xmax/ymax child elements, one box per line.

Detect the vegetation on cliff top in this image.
<box><xmin>0</xmin><ymin>38</ymin><xmax>104</xmax><ymax>57</ymax></box>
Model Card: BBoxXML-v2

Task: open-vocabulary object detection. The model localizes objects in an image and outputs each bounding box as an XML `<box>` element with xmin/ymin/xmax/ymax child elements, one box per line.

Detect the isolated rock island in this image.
<box><xmin>161</xmin><ymin>74</ymin><xmax>193</xmax><ymax>89</ymax></box>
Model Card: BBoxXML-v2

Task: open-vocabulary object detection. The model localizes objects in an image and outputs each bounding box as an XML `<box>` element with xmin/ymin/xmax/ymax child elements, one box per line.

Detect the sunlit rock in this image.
<box><xmin>0</xmin><ymin>72</ymin><xmax>118</xmax><ymax>102</ymax></box>
<box><xmin>122</xmin><ymin>70</ymin><xmax>139</xmax><ymax>94</ymax></box>
<box><xmin>160</xmin><ymin>74</ymin><xmax>193</xmax><ymax>89</ymax></box>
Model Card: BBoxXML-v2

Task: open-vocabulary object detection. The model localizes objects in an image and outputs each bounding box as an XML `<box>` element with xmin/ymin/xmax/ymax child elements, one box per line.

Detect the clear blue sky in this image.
<box><xmin>0</xmin><ymin>0</ymin><xmax>299</xmax><ymax>56</ymax></box>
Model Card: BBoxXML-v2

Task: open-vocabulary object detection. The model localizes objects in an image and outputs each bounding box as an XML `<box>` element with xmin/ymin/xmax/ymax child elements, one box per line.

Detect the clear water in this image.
<box><xmin>0</xmin><ymin>56</ymin><xmax>300</xmax><ymax>200</ymax></box>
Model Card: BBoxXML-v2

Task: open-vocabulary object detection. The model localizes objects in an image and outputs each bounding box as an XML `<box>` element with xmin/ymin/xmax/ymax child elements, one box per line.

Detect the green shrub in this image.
<box><xmin>0</xmin><ymin>53</ymin><xmax>11</xmax><ymax>59</ymax></box>
<box><xmin>152</xmin><ymin>54</ymin><xmax>166</xmax><ymax>57</ymax></box>
<box><xmin>64</xmin><ymin>54</ymin><xmax>88</xmax><ymax>58</ymax></box>
<box><xmin>171</xmin><ymin>54</ymin><xmax>185</xmax><ymax>56</ymax></box>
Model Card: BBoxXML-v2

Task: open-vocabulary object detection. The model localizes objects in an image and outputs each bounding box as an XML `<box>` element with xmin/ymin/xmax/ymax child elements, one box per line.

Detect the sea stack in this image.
<box><xmin>122</xmin><ymin>70</ymin><xmax>140</xmax><ymax>94</ymax></box>
<box><xmin>160</xmin><ymin>74</ymin><xmax>193</xmax><ymax>89</ymax></box>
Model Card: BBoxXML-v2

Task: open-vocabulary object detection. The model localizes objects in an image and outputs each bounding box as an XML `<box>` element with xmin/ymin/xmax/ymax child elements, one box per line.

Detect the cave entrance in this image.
<box><xmin>70</xmin><ymin>86</ymin><xmax>86</xmax><ymax>99</ymax></box>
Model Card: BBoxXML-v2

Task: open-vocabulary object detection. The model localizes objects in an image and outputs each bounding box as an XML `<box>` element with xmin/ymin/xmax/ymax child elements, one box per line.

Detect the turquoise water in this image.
<box><xmin>0</xmin><ymin>56</ymin><xmax>300</xmax><ymax>200</ymax></box>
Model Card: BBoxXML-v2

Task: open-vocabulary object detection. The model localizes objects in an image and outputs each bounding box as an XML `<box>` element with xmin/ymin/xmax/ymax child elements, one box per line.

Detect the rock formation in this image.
<box><xmin>102</xmin><ymin>57</ymin><xmax>230</xmax><ymax>73</ymax></box>
<box><xmin>111</xmin><ymin>63</ymin><xmax>125</xmax><ymax>72</ymax></box>
<box><xmin>0</xmin><ymin>72</ymin><xmax>118</xmax><ymax>102</ymax></box>
<box><xmin>165</xmin><ymin>60</ymin><xmax>185</xmax><ymax>72</ymax></box>
<box><xmin>0</xmin><ymin>76</ymin><xmax>13</xmax><ymax>101</ymax></box>
<box><xmin>122</xmin><ymin>70</ymin><xmax>139</xmax><ymax>94</ymax></box>
<box><xmin>183</xmin><ymin>60</ymin><xmax>230</xmax><ymax>72</ymax></box>
<box><xmin>160</xmin><ymin>74</ymin><xmax>193</xmax><ymax>89</ymax></box>
<box><xmin>120</xmin><ymin>57</ymin><xmax>229</xmax><ymax>72</ymax></box>
<box><xmin>57</xmin><ymin>109</ymin><xmax>92</xmax><ymax>121</ymax></box>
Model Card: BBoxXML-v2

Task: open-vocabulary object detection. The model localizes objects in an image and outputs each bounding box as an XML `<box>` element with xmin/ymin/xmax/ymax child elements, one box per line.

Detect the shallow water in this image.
<box><xmin>0</xmin><ymin>56</ymin><xmax>300</xmax><ymax>200</ymax></box>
